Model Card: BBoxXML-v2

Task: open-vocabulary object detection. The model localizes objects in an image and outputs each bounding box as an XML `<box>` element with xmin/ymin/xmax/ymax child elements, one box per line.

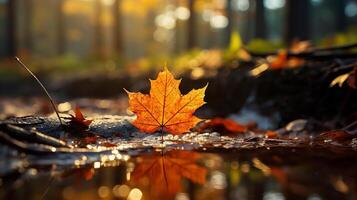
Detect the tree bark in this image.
<box><xmin>225</xmin><ymin>0</ymin><xmax>233</xmax><ymax>47</ymax></box>
<box><xmin>24</xmin><ymin>0</ymin><xmax>33</xmax><ymax>54</ymax></box>
<box><xmin>94</xmin><ymin>0</ymin><xmax>104</xmax><ymax>57</ymax></box>
<box><xmin>284</xmin><ymin>0</ymin><xmax>310</xmax><ymax>44</ymax></box>
<box><xmin>187</xmin><ymin>0</ymin><xmax>195</xmax><ymax>49</ymax></box>
<box><xmin>5</xmin><ymin>0</ymin><xmax>17</xmax><ymax>57</ymax></box>
<box><xmin>254</xmin><ymin>0</ymin><xmax>266</xmax><ymax>39</ymax></box>
<box><xmin>112</xmin><ymin>0</ymin><xmax>122</xmax><ymax>55</ymax></box>
<box><xmin>55</xmin><ymin>0</ymin><xmax>66</xmax><ymax>55</ymax></box>
<box><xmin>335</xmin><ymin>0</ymin><xmax>347</xmax><ymax>32</ymax></box>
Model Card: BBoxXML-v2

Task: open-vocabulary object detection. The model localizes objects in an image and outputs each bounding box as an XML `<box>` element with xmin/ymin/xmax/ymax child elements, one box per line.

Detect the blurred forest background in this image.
<box><xmin>0</xmin><ymin>0</ymin><xmax>356</xmax><ymax>75</ymax></box>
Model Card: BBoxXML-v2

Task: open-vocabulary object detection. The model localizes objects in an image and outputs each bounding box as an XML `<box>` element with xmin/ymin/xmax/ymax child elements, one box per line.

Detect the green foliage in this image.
<box><xmin>318</xmin><ymin>29</ymin><xmax>357</xmax><ymax>49</ymax></box>
<box><xmin>246</xmin><ymin>39</ymin><xmax>283</xmax><ymax>53</ymax></box>
<box><xmin>227</xmin><ymin>32</ymin><xmax>242</xmax><ymax>54</ymax></box>
<box><xmin>224</xmin><ymin>31</ymin><xmax>243</xmax><ymax>60</ymax></box>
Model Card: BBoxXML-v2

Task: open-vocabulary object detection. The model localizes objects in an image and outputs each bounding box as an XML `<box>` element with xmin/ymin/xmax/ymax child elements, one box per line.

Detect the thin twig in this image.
<box><xmin>14</xmin><ymin>57</ymin><xmax>63</xmax><ymax>126</ymax></box>
<box><xmin>343</xmin><ymin>120</ymin><xmax>357</xmax><ymax>132</ymax></box>
<box><xmin>312</xmin><ymin>43</ymin><xmax>357</xmax><ymax>52</ymax></box>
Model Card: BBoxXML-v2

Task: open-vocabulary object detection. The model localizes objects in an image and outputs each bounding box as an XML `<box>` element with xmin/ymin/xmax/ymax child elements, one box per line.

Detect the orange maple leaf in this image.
<box><xmin>126</xmin><ymin>68</ymin><xmax>207</xmax><ymax>134</ymax></box>
<box><xmin>131</xmin><ymin>150</ymin><xmax>207</xmax><ymax>198</ymax></box>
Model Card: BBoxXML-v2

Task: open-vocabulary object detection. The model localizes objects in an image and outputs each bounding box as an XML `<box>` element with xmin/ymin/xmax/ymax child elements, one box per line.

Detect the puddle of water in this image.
<box><xmin>1</xmin><ymin>149</ymin><xmax>357</xmax><ymax>200</ymax></box>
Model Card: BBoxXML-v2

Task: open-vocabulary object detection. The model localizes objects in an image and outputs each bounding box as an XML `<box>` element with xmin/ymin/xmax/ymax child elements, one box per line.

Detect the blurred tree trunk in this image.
<box><xmin>94</xmin><ymin>0</ymin><xmax>103</xmax><ymax>57</ymax></box>
<box><xmin>335</xmin><ymin>0</ymin><xmax>347</xmax><ymax>32</ymax></box>
<box><xmin>284</xmin><ymin>0</ymin><xmax>310</xmax><ymax>44</ymax></box>
<box><xmin>55</xmin><ymin>0</ymin><xmax>65</xmax><ymax>55</ymax></box>
<box><xmin>225</xmin><ymin>0</ymin><xmax>233</xmax><ymax>47</ymax></box>
<box><xmin>5</xmin><ymin>0</ymin><xmax>17</xmax><ymax>57</ymax></box>
<box><xmin>113</xmin><ymin>0</ymin><xmax>122</xmax><ymax>55</ymax></box>
<box><xmin>254</xmin><ymin>0</ymin><xmax>266</xmax><ymax>38</ymax></box>
<box><xmin>187</xmin><ymin>0</ymin><xmax>195</xmax><ymax>49</ymax></box>
<box><xmin>24</xmin><ymin>0</ymin><xmax>33</xmax><ymax>54</ymax></box>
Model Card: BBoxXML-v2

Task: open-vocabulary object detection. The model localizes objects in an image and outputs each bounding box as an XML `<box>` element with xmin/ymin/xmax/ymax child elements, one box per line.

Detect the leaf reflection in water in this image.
<box><xmin>131</xmin><ymin>150</ymin><xmax>207</xmax><ymax>199</ymax></box>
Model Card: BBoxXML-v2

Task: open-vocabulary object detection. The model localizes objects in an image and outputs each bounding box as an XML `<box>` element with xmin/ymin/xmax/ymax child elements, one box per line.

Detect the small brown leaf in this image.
<box><xmin>82</xmin><ymin>136</ymin><xmax>98</xmax><ymax>144</ymax></box>
<box><xmin>70</xmin><ymin>107</ymin><xmax>93</xmax><ymax>128</ymax></box>
<box><xmin>102</xmin><ymin>142</ymin><xmax>117</xmax><ymax>147</ymax></box>
<box><xmin>265</xmin><ymin>130</ymin><xmax>278</xmax><ymax>138</ymax></box>
<box><xmin>315</xmin><ymin>130</ymin><xmax>354</xmax><ymax>143</ymax></box>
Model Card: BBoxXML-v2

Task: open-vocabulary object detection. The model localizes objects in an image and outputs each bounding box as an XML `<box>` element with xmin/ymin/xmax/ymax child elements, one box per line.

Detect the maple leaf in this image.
<box><xmin>126</xmin><ymin>68</ymin><xmax>207</xmax><ymax>134</ymax></box>
<box><xmin>265</xmin><ymin>130</ymin><xmax>278</xmax><ymax>138</ymax></box>
<box><xmin>269</xmin><ymin>41</ymin><xmax>311</xmax><ymax>69</ymax></box>
<box><xmin>70</xmin><ymin>107</ymin><xmax>93</xmax><ymax>128</ymax></box>
<box><xmin>198</xmin><ymin>117</ymin><xmax>248</xmax><ymax>133</ymax></box>
<box><xmin>131</xmin><ymin>150</ymin><xmax>207</xmax><ymax>198</ymax></box>
<box><xmin>65</xmin><ymin>107</ymin><xmax>94</xmax><ymax>141</ymax></box>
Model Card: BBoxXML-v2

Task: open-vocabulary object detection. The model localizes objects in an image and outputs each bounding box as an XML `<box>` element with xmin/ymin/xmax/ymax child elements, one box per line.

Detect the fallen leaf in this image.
<box><xmin>270</xmin><ymin>50</ymin><xmax>288</xmax><ymax>69</ymax></box>
<box><xmin>126</xmin><ymin>68</ymin><xmax>207</xmax><ymax>134</ymax></box>
<box><xmin>265</xmin><ymin>130</ymin><xmax>278</xmax><ymax>138</ymax></box>
<box><xmin>290</xmin><ymin>40</ymin><xmax>312</xmax><ymax>53</ymax></box>
<box><xmin>285</xmin><ymin>119</ymin><xmax>307</xmax><ymax>132</ymax></box>
<box><xmin>70</xmin><ymin>107</ymin><xmax>93</xmax><ymax>128</ymax></box>
<box><xmin>82</xmin><ymin>136</ymin><xmax>98</xmax><ymax>144</ymax></box>
<box><xmin>131</xmin><ymin>150</ymin><xmax>207</xmax><ymax>198</ymax></box>
<box><xmin>250</xmin><ymin>63</ymin><xmax>269</xmax><ymax>77</ymax></box>
<box><xmin>316</xmin><ymin>130</ymin><xmax>354</xmax><ymax>143</ymax></box>
<box><xmin>102</xmin><ymin>142</ymin><xmax>117</xmax><ymax>147</ymax></box>
<box><xmin>198</xmin><ymin>117</ymin><xmax>248</xmax><ymax>133</ymax></box>
<box><xmin>269</xmin><ymin>41</ymin><xmax>310</xmax><ymax>69</ymax></box>
<box><xmin>330</xmin><ymin>73</ymin><xmax>350</xmax><ymax>88</ymax></box>
<box><xmin>347</xmin><ymin>67</ymin><xmax>356</xmax><ymax>89</ymax></box>
<box><xmin>65</xmin><ymin>107</ymin><xmax>95</xmax><ymax>140</ymax></box>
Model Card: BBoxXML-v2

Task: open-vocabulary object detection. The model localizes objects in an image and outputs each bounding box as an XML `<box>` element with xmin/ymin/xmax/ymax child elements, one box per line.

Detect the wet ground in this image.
<box><xmin>1</xmin><ymin>94</ymin><xmax>357</xmax><ymax>200</ymax></box>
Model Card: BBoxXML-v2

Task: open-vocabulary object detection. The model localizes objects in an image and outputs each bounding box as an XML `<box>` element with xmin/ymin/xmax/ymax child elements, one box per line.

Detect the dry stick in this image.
<box><xmin>14</xmin><ymin>57</ymin><xmax>63</xmax><ymax>126</ymax></box>
<box><xmin>313</xmin><ymin>43</ymin><xmax>357</xmax><ymax>52</ymax></box>
<box><xmin>343</xmin><ymin>120</ymin><xmax>357</xmax><ymax>132</ymax></box>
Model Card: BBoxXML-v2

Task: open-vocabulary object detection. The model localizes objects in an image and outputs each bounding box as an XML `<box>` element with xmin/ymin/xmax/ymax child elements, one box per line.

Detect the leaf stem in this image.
<box><xmin>161</xmin><ymin>125</ymin><xmax>164</xmax><ymax>144</ymax></box>
<box><xmin>14</xmin><ymin>57</ymin><xmax>63</xmax><ymax>126</ymax></box>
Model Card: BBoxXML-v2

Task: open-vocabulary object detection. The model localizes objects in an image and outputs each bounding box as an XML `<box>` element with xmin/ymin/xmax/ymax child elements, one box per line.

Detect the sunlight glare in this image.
<box><xmin>113</xmin><ymin>185</ymin><xmax>131</xmax><ymax>198</ymax></box>
<box><xmin>210</xmin><ymin>171</ymin><xmax>227</xmax><ymax>189</ymax></box>
<box><xmin>263</xmin><ymin>0</ymin><xmax>285</xmax><ymax>10</ymax></box>
<box><xmin>155</xmin><ymin>14</ymin><xmax>176</xmax><ymax>29</ymax></box>
<box><xmin>102</xmin><ymin>0</ymin><xmax>115</xmax><ymax>6</ymax></box>
<box><xmin>127</xmin><ymin>188</ymin><xmax>143</xmax><ymax>200</ymax></box>
<box><xmin>98</xmin><ymin>186</ymin><xmax>110</xmax><ymax>198</ymax></box>
<box><xmin>232</xmin><ymin>0</ymin><xmax>250</xmax><ymax>11</ymax></box>
<box><xmin>210</xmin><ymin>15</ymin><xmax>228</xmax><ymax>29</ymax></box>
<box><xmin>346</xmin><ymin>2</ymin><xmax>357</xmax><ymax>17</ymax></box>
<box><xmin>175</xmin><ymin>7</ymin><xmax>190</xmax><ymax>20</ymax></box>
